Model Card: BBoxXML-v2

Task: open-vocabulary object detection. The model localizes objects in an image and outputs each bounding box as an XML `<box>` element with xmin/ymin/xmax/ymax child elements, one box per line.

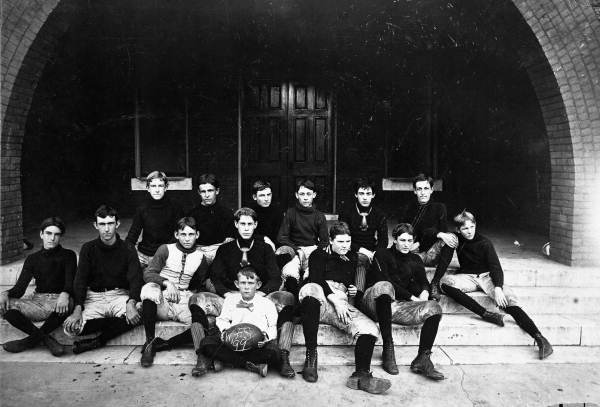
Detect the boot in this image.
<box><xmin>346</xmin><ymin>371</ymin><xmax>392</xmax><ymax>394</ymax></box>
<box><xmin>482</xmin><ymin>311</ymin><xmax>505</xmax><ymax>327</ymax></box>
<box><xmin>534</xmin><ymin>333</ymin><xmax>553</xmax><ymax>360</ymax></box>
<box><xmin>245</xmin><ymin>361</ymin><xmax>268</xmax><ymax>377</ymax></box>
<box><xmin>279</xmin><ymin>349</ymin><xmax>296</xmax><ymax>378</ymax></box>
<box><xmin>42</xmin><ymin>334</ymin><xmax>65</xmax><ymax>357</ymax></box>
<box><xmin>382</xmin><ymin>341</ymin><xmax>399</xmax><ymax>375</ymax></box>
<box><xmin>430</xmin><ymin>281</ymin><xmax>442</xmax><ymax>302</ymax></box>
<box><xmin>192</xmin><ymin>352</ymin><xmax>210</xmax><ymax>377</ymax></box>
<box><xmin>2</xmin><ymin>335</ymin><xmax>40</xmax><ymax>353</ymax></box>
<box><xmin>302</xmin><ymin>348</ymin><xmax>318</xmax><ymax>383</ymax></box>
<box><xmin>410</xmin><ymin>350</ymin><xmax>445</xmax><ymax>381</ymax></box>
<box><xmin>140</xmin><ymin>341</ymin><xmax>156</xmax><ymax>368</ymax></box>
<box><xmin>72</xmin><ymin>337</ymin><xmax>103</xmax><ymax>354</ymax></box>
<box><xmin>212</xmin><ymin>359</ymin><xmax>224</xmax><ymax>372</ymax></box>
<box><xmin>151</xmin><ymin>337</ymin><xmax>171</xmax><ymax>353</ymax></box>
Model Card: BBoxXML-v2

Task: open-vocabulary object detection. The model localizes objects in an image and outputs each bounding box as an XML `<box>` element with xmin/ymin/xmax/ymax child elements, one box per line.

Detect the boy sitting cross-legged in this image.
<box><xmin>199</xmin><ymin>267</ymin><xmax>279</xmax><ymax>377</ymax></box>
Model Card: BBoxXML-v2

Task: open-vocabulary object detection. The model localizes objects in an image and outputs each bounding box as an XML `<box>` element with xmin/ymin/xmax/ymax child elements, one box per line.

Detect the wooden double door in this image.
<box><xmin>242</xmin><ymin>82</ymin><xmax>334</xmax><ymax>211</ymax></box>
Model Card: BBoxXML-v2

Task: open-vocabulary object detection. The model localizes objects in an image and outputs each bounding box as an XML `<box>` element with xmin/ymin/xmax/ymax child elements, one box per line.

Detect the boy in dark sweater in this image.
<box><xmin>338</xmin><ymin>178</ymin><xmax>388</xmax><ymax>302</ymax></box>
<box><xmin>249</xmin><ymin>179</ymin><xmax>284</xmax><ymax>251</ymax></box>
<box><xmin>210</xmin><ymin>207</ymin><xmax>297</xmax><ymax>378</ymax></box>
<box><xmin>126</xmin><ymin>171</ymin><xmax>184</xmax><ymax>268</ymax></box>
<box><xmin>187</xmin><ymin>173</ymin><xmax>235</xmax><ymax>265</ymax></box>
<box><xmin>277</xmin><ymin>178</ymin><xmax>329</xmax><ymax>295</ymax></box>
<box><xmin>1</xmin><ymin>217</ymin><xmax>76</xmax><ymax>356</ymax></box>
<box><xmin>433</xmin><ymin>210</ymin><xmax>553</xmax><ymax>360</ymax></box>
<box><xmin>63</xmin><ymin>205</ymin><xmax>143</xmax><ymax>354</ymax></box>
<box><xmin>363</xmin><ymin>223</ymin><xmax>444</xmax><ymax>380</ymax></box>
<box><xmin>299</xmin><ymin>222</ymin><xmax>391</xmax><ymax>394</ymax></box>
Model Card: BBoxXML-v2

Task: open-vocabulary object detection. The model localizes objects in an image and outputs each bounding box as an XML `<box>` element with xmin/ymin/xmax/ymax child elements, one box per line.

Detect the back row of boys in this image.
<box><xmin>0</xmin><ymin>172</ymin><xmax>553</xmax><ymax>395</ymax></box>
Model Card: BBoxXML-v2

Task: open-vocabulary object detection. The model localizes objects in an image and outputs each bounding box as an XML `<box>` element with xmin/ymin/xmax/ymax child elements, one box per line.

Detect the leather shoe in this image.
<box><xmin>346</xmin><ymin>371</ymin><xmax>391</xmax><ymax>394</ymax></box>
<box><xmin>42</xmin><ymin>335</ymin><xmax>65</xmax><ymax>357</ymax></box>
<box><xmin>534</xmin><ymin>334</ymin><xmax>553</xmax><ymax>360</ymax></box>
<box><xmin>410</xmin><ymin>350</ymin><xmax>445</xmax><ymax>381</ymax></box>
<box><xmin>382</xmin><ymin>341</ymin><xmax>399</xmax><ymax>375</ymax></box>
<box><xmin>73</xmin><ymin>338</ymin><xmax>103</xmax><ymax>354</ymax></box>
<box><xmin>302</xmin><ymin>348</ymin><xmax>318</xmax><ymax>383</ymax></box>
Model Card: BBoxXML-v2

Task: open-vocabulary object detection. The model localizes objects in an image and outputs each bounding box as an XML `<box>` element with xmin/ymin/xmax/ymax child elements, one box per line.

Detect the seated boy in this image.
<box><xmin>277</xmin><ymin>178</ymin><xmax>328</xmax><ymax>295</ymax></box>
<box><xmin>249</xmin><ymin>179</ymin><xmax>283</xmax><ymax>251</ymax></box>
<box><xmin>299</xmin><ymin>222</ymin><xmax>391</xmax><ymax>394</ymax></box>
<box><xmin>363</xmin><ymin>223</ymin><xmax>444</xmax><ymax>380</ymax></box>
<box><xmin>139</xmin><ymin>217</ymin><xmax>209</xmax><ymax>367</ymax></box>
<box><xmin>126</xmin><ymin>171</ymin><xmax>184</xmax><ymax>268</ymax></box>
<box><xmin>0</xmin><ymin>217</ymin><xmax>76</xmax><ymax>356</ymax></box>
<box><xmin>200</xmin><ymin>267</ymin><xmax>279</xmax><ymax>377</ymax></box>
<box><xmin>432</xmin><ymin>210</ymin><xmax>553</xmax><ymax>359</ymax></box>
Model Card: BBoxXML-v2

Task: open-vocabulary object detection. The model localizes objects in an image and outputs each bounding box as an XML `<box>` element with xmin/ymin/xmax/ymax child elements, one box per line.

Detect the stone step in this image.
<box><xmin>3</xmin><ymin>314</ymin><xmax>598</xmax><ymax>347</ymax></box>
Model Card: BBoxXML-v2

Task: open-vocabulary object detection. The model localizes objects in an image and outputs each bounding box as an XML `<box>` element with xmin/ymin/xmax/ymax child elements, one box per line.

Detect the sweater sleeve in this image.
<box><xmin>260</xmin><ymin>245</ymin><xmax>280</xmax><ymax>295</ymax></box>
<box><xmin>369</xmin><ymin>250</ymin><xmax>389</xmax><ymax>286</ymax></box>
<box><xmin>143</xmin><ymin>245</ymin><xmax>169</xmax><ymax>285</ymax></box>
<box><xmin>7</xmin><ymin>257</ymin><xmax>35</xmax><ymax>298</ymax></box>
<box><xmin>421</xmin><ymin>204</ymin><xmax>448</xmax><ymax>243</ymax></box>
<box><xmin>307</xmin><ymin>250</ymin><xmax>333</xmax><ymax>297</ymax></box>
<box><xmin>216</xmin><ymin>296</ymin><xmax>234</xmax><ymax>332</ymax></box>
<box><xmin>434</xmin><ymin>242</ymin><xmax>455</xmax><ymax>281</ymax></box>
<box><xmin>413</xmin><ymin>256</ymin><xmax>431</xmax><ymax>294</ymax></box>
<box><xmin>277</xmin><ymin>210</ymin><xmax>298</xmax><ymax>250</ymax></box>
<box><xmin>188</xmin><ymin>256</ymin><xmax>209</xmax><ymax>292</ymax></box>
<box><xmin>484</xmin><ymin>240</ymin><xmax>504</xmax><ymax>287</ymax></box>
<box><xmin>61</xmin><ymin>250</ymin><xmax>77</xmax><ymax>295</ymax></box>
<box><xmin>316</xmin><ymin>213</ymin><xmax>329</xmax><ymax>249</ymax></box>
<box><xmin>126</xmin><ymin>248</ymin><xmax>143</xmax><ymax>301</ymax></box>
<box><xmin>210</xmin><ymin>246</ymin><xmax>231</xmax><ymax>297</ymax></box>
<box><xmin>125</xmin><ymin>207</ymin><xmax>144</xmax><ymax>246</ymax></box>
<box><xmin>73</xmin><ymin>244</ymin><xmax>91</xmax><ymax>307</ymax></box>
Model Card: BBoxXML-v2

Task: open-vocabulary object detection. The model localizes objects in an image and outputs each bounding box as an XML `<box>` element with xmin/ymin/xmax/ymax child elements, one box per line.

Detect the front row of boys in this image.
<box><xmin>0</xmin><ymin>172</ymin><xmax>553</xmax><ymax>395</ymax></box>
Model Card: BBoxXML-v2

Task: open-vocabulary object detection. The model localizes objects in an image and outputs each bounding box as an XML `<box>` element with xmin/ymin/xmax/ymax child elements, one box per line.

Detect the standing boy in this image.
<box><xmin>299</xmin><ymin>222</ymin><xmax>391</xmax><ymax>394</ymax></box>
<box><xmin>433</xmin><ymin>210</ymin><xmax>553</xmax><ymax>359</ymax></box>
<box><xmin>126</xmin><ymin>171</ymin><xmax>184</xmax><ymax>268</ymax></box>
<box><xmin>1</xmin><ymin>217</ymin><xmax>76</xmax><ymax>356</ymax></box>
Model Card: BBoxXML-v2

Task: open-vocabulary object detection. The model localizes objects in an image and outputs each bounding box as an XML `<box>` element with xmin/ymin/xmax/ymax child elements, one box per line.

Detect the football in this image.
<box><xmin>222</xmin><ymin>323</ymin><xmax>265</xmax><ymax>352</ymax></box>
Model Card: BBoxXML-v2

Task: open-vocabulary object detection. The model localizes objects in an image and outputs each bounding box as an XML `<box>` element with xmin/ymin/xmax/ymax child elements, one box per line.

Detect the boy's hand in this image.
<box><xmin>357</xmin><ymin>248</ymin><xmax>374</xmax><ymax>261</ymax></box>
<box><xmin>55</xmin><ymin>292</ymin><xmax>70</xmax><ymax>315</ymax></box>
<box><xmin>347</xmin><ymin>285</ymin><xmax>358</xmax><ymax>297</ymax></box>
<box><xmin>125</xmin><ymin>300</ymin><xmax>141</xmax><ymax>325</ymax></box>
<box><xmin>494</xmin><ymin>287</ymin><xmax>508</xmax><ymax>308</ymax></box>
<box><xmin>164</xmin><ymin>281</ymin><xmax>180</xmax><ymax>303</ymax></box>
<box><xmin>418</xmin><ymin>290</ymin><xmax>429</xmax><ymax>301</ymax></box>
<box><xmin>257</xmin><ymin>332</ymin><xmax>269</xmax><ymax>348</ymax></box>
<box><xmin>263</xmin><ymin>236</ymin><xmax>276</xmax><ymax>251</ymax></box>
<box><xmin>64</xmin><ymin>306</ymin><xmax>83</xmax><ymax>334</ymax></box>
<box><xmin>332</xmin><ymin>300</ymin><xmax>353</xmax><ymax>325</ymax></box>
<box><xmin>438</xmin><ymin>232</ymin><xmax>458</xmax><ymax>249</ymax></box>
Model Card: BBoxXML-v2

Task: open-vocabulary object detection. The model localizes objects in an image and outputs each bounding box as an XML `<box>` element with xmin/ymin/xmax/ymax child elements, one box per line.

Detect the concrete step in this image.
<box><xmin>3</xmin><ymin>314</ymin><xmax>598</xmax><ymax>347</ymax></box>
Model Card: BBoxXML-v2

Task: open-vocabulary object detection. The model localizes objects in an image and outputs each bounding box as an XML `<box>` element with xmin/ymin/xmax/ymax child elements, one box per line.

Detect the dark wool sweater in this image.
<box><xmin>307</xmin><ymin>247</ymin><xmax>358</xmax><ymax>297</ymax></box>
<box><xmin>339</xmin><ymin>202</ymin><xmax>388</xmax><ymax>252</ymax></box>
<box><xmin>187</xmin><ymin>202</ymin><xmax>235</xmax><ymax>246</ymax></box>
<box><xmin>8</xmin><ymin>245</ymin><xmax>77</xmax><ymax>298</ymax></box>
<box><xmin>210</xmin><ymin>236</ymin><xmax>280</xmax><ymax>296</ymax></box>
<box><xmin>277</xmin><ymin>203</ymin><xmax>328</xmax><ymax>250</ymax></box>
<box><xmin>370</xmin><ymin>248</ymin><xmax>430</xmax><ymax>301</ymax></box>
<box><xmin>401</xmin><ymin>201</ymin><xmax>448</xmax><ymax>252</ymax></box>
<box><xmin>436</xmin><ymin>233</ymin><xmax>504</xmax><ymax>287</ymax></box>
<box><xmin>73</xmin><ymin>236</ymin><xmax>143</xmax><ymax>306</ymax></box>
<box><xmin>250</xmin><ymin>202</ymin><xmax>284</xmax><ymax>246</ymax></box>
<box><xmin>126</xmin><ymin>196</ymin><xmax>184</xmax><ymax>256</ymax></box>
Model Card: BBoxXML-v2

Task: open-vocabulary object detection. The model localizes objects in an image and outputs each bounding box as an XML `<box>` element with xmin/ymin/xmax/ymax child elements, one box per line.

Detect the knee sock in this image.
<box><xmin>167</xmin><ymin>328</ymin><xmax>193</xmax><ymax>347</ymax></box>
<box><xmin>432</xmin><ymin>246</ymin><xmax>455</xmax><ymax>282</ymax></box>
<box><xmin>301</xmin><ymin>297</ymin><xmax>321</xmax><ymax>350</ymax></box>
<box><xmin>277</xmin><ymin>305</ymin><xmax>295</xmax><ymax>351</ymax></box>
<box><xmin>3</xmin><ymin>309</ymin><xmax>41</xmax><ymax>337</ymax></box>
<box><xmin>375</xmin><ymin>295</ymin><xmax>393</xmax><ymax>344</ymax></box>
<box><xmin>97</xmin><ymin>317</ymin><xmax>134</xmax><ymax>343</ymax></box>
<box><xmin>505</xmin><ymin>306</ymin><xmax>540</xmax><ymax>338</ymax></box>
<box><xmin>418</xmin><ymin>314</ymin><xmax>441</xmax><ymax>353</ymax></box>
<box><xmin>190</xmin><ymin>304</ymin><xmax>208</xmax><ymax>352</ymax></box>
<box><xmin>142</xmin><ymin>300</ymin><xmax>157</xmax><ymax>341</ymax></box>
<box><xmin>355</xmin><ymin>334</ymin><xmax>376</xmax><ymax>373</ymax></box>
<box><xmin>40</xmin><ymin>312</ymin><xmax>68</xmax><ymax>335</ymax></box>
<box><xmin>441</xmin><ymin>284</ymin><xmax>486</xmax><ymax>316</ymax></box>
<box><xmin>284</xmin><ymin>278</ymin><xmax>299</xmax><ymax>298</ymax></box>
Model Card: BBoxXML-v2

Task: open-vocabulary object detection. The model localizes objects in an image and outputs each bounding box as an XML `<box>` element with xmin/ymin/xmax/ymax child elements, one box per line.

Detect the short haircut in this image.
<box><xmin>329</xmin><ymin>221</ymin><xmax>351</xmax><ymax>240</ymax></box>
<box><xmin>454</xmin><ymin>210</ymin><xmax>476</xmax><ymax>228</ymax></box>
<box><xmin>252</xmin><ymin>180</ymin><xmax>271</xmax><ymax>195</ymax></box>
<box><xmin>392</xmin><ymin>223</ymin><xmax>414</xmax><ymax>239</ymax></box>
<box><xmin>197</xmin><ymin>173</ymin><xmax>219</xmax><ymax>189</ymax></box>
<box><xmin>146</xmin><ymin>171</ymin><xmax>169</xmax><ymax>188</ymax></box>
<box><xmin>176</xmin><ymin>217</ymin><xmax>197</xmax><ymax>232</ymax></box>
<box><xmin>40</xmin><ymin>217</ymin><xmax>66</xmax><ymax>235</ymax></box>
<box><xmin>94</xmin><ymin>204</ymin><xmax>119</xmax><ymax>222</ymax></box>
<box><xmin>412</xmin><ymin>173</ymin><xmax>434</xmax><ymax>189</ymax></box>
<box><xmin>237</xmin><ymin>266</ymin><xmax>260</xmax><ymax>282</ymax></box>
<box><xmin>234</xmin><ymin>207</ymin><xmax>258</xmax><ymax>222</ymax></box>
<box><xmin>295</xmin><ymin>177</ymin><xmax>316</xmax><ymax>193</ymax></box>
<box><xmin>353</xmin><ymin>177</ymin><xmax>376</xmax><ymax>194</ymax></box>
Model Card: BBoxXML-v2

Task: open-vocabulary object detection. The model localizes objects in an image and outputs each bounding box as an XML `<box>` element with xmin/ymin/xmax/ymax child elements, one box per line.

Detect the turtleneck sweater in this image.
<box><xmin>371</xmin><ymin>247</ymin><xmax>430</xmax><ymax>301</ymax></box>
<box><xmin>126</xmin><ymin>196</ymin><xmax>184</xmax><ymax>256</ymax></box>
<box><xmin>401</xmin><ymin>200</ymin><xmax>448</xmax><ymax>252</ymax></box>
<box><xmin>277</xmin><ymin>203</ymin><xmax>328</xmax><ymax>250</ymax></box>
<box><xmin>338</xmin><ymin>202</ymin><xmax>388</xmax><ymax>252</ymax></box>
<box><xmin>249</xmin><ymin>202</ymin><xmax>284</xmax><ymax>245</ymax></box>
<box><xmin>7</xmin><ymin>245</ymin><xmax>77</xmax><ymax>298</ymax></box>
<box><xmin>187</xmin><ymin>201</ymin><xmax>235</xmax><ymax>246</ymax></box>
<box><xmin>306</xmin><ymin>246</ymin><xmax>358</xmax><ymax>297</ymax></box>
<box><xmin>73</xmin><ymin>235</ymin><xmax>143</xmax><ymax>306</ymax></box>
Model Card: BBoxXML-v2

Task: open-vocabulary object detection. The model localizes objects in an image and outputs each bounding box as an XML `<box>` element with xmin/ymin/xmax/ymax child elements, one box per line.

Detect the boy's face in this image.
<box><xmin>414</xmin><ymin>180</ymin><xmax>433</xmax><ymax>204</ymax></box>
<box><xmin>355</xmin><ymin>187</ymin><xmax>375</xmax><ymax>208</ymax></box>
<box><xmin>235</xmin><ymin>274</ymin><xmax>261</xmax><ymax>301</ymax></box>
<box><xmin>40</xmin><ymin>225</ymin><xmax>62</xmax><ymax>250</ymax></box>
<box><xmin>147</xmin><ymin>178</ymin><xmax>167</xmax><ymax>200</ymax></box>
<box><xmin>459</xmin><ymin>220</ymin><xmax>476</xmax><ymax>240</ymax></box>
<box><xmin>296</xmin><ymin>186</ymin><xmax>316</xmax><ymax>208</ymax></box>
<box><xmin>394</xmin><ymin>232</ymin><xmax>414</xmax><ymax>254</ymax></box>
<box><xmin>235</xmin><ymin>215</ymin><xmax>257</xmax><ymax>240</ymax></box>
<box><xmin>94</xmin><ymin>216</ymin><xmax>119</xmax><ymax>245</ymax></box>
<box><xmin>330</xmin><ymin>233</ymin><xmax>351</xmax><ymax>256</ymax></box>
<box><xmin>175</xmin><ymin>225</ymin><xmax>199</xmax><ymax>249</ymax></box>
<box><xmin>198</xmin><ymin>183</ymin><xmax>219</xmax><ymax>206</ymax></box>
<box><xmin>253</xmin><ymin>188</ymin><xmax>272</xmax><ymax>208</ymax></box>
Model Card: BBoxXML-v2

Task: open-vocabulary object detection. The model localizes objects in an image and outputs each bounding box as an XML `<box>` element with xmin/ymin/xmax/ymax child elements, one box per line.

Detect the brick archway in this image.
<box><xmin>2</xmin><ymin>0</ymin><xmax>600</xmax><ymax>265</ymax></box>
